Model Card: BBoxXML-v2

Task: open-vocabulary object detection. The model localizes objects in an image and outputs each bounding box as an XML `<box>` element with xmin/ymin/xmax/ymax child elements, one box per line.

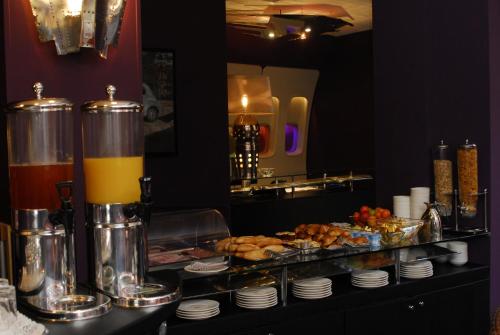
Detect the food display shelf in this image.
<box><xmin>151</xmin><ymin>231</ymin><xmax>488</xmax><ymax>305</ymax></box>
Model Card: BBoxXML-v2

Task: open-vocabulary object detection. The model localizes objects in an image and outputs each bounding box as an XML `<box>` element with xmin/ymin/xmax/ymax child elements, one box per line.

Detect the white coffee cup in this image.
<box><xmin>448</xmin><ymin>241</ymin><xmax>468</xmax><ymax>266</ymax></box>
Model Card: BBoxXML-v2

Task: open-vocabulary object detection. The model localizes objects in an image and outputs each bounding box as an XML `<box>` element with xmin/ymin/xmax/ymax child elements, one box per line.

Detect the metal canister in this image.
<box><xmin>14</xmin><ymin>210</ymin><xmax>68</xmax><ymax>307</ymax></box>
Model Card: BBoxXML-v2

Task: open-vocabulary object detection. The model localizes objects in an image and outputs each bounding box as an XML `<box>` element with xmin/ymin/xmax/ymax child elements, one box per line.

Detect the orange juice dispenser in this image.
<box><xmin>7</xmin><ymin>82</ymin><xmax>111</xmax><ymax>320</ymax></box>
<box><xmin>82</xmin><ymin>85</ymin><xmax>180</xmax><ymax>308</ymax></box>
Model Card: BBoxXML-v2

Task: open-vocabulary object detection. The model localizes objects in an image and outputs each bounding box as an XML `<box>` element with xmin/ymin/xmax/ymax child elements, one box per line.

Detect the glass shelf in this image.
<box><xmin>230</xmin><ymin>173</ymin><xmax>373</xmax><ymax>195</ymax></box>
<box><xmin>154</xmin><ymin>231</ymin><xmax>489</xmax><ymax>302</ymax></box>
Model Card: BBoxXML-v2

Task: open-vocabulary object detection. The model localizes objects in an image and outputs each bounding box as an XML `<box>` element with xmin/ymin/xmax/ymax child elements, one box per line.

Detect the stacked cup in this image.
<box><xmin>410</xmin><ymin>187</ymin><xmax>430</xmax><ymax>219</ymax></box>
<box><xmin>448</xmin><ymin>241</ymin><xmax>468</xmax><ymax>266</ymax></box>
<box><xmin>393</xmin><ymin>196</ymin><xmax>411</xmax><ymax>218</ymax></box>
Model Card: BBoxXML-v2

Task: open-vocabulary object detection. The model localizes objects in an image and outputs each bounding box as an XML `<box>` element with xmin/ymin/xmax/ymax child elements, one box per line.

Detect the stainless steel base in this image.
<box><xmin>20</xmin><ymin>292</ymin><xmax>112</xmax><ymax>322</ymax></box>
<box><xmin>104</xmin><ymin>283</ymin><xmax>182</xmax><ymax>308</ymax></box>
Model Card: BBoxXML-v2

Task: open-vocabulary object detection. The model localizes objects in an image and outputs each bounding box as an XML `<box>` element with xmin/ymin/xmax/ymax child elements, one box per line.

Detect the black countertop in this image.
<box><xmin>33</xmin><ymin>262</ymin><xmax>488</xmax><ymax>335</ymax></box>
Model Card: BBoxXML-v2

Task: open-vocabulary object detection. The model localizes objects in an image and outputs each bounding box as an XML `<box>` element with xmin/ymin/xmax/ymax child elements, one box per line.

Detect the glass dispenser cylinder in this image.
<box><xmin>457</xmin><ymin>140</ymin><xmax>478</xmax><ymax>218</ymax></box>
<box><xmin>6</xmin><ymin>82</ymin><xmax>73</xmax><ymax>212</ymax></box>
<box><xmin>433</xmin><ymin>140</ymin><xmax>453</xmax><ymax>216</ymax></box>
<box><xmin>81</xmin><ymin>85</ymin><xmax>144</xmax><ymax>205</ymax></box>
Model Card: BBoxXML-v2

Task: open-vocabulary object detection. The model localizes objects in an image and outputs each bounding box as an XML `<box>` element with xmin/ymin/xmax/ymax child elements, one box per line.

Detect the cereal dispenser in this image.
<box><xmin>433</xmin><ymin>140</ymin><xmax>453</xmax><ymax>216</ymax></box>
<box><xmin>82</xmin><ymin>85</ymin><xmax>180</xmax><ymax>307</ymax></box>
<box><xmin>457</xmin><ymin>139</ymin><xmax>479</xmax><ymax>218</ymax></box>
<box><xmin>6</xmin><ymin>83</ymin><xmax>110</xmax><ymax>321</ymax></box>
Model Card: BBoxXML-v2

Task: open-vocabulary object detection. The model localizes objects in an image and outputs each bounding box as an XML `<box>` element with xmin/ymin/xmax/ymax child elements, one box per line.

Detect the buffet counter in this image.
<box><xmin>38</xmin><ymin>232</ymin><xmax>489</xmax><ymax>335</ymax></box>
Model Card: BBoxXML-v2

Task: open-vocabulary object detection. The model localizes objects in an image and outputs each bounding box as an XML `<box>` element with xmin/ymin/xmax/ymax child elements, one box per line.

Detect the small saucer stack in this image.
<box><xmin>292</xmin><ymin>277</ymin><xmax>332</xmax><ymax>299</ymax></box>
<box><xmin>351</xmin><ymin>270</ymin><xmax>389</xmax><ymax>288</ymax></box>
<box><xmin>236</xmin><ymin>287</ymin><xmax>278</xmax><ymax>310</ymax></box>
<box><xmin>401</xmin><ymin>260</ymin><xmax>433</xmax><ymax>279</ymax></box>
<box><xmin>176</xmin><ymin>299</ymin><xmax>220</xmax><ymax>320</ymax></box>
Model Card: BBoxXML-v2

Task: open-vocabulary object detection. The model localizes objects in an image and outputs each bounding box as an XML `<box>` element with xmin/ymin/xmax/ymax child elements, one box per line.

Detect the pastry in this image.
<box><xmin>243</xmin><ymin>249</ymin><xmax>269</xmax><ymax>261</ymax></box>
<box><xmin>263</xmin><ymin>244</ymin><xmax>285</xmax><ymax>253</ymax></box>
<box><xmin>236</xmin><ymin>243</ymin><xmax>260</xmax><ymax>252</ymax></box>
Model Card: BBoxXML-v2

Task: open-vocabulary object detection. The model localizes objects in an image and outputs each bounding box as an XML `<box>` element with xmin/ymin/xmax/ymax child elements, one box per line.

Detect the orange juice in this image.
<box><xmin>84</xmin><ymin>156</ymin><xmax>143</xmax><ymax>204</ymax></box>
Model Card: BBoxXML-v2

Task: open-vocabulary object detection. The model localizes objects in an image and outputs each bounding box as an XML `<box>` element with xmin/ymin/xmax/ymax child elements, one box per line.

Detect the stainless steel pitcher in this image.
<box><xmin>420</xmin><ymin>203</ymin><xmax>443</xmax><ymax>242</ymax></box>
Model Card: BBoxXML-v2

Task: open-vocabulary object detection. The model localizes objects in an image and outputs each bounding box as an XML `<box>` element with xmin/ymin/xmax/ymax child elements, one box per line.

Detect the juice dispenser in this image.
<box><xmin>6</xmin><ymin>82</ymin><xmax>111</xmax><ymax>320</ymax></box>
<box><xmin>82</xmin><ymin>85</ymin><xmax>180</xmax><ymax>307</ymax></box>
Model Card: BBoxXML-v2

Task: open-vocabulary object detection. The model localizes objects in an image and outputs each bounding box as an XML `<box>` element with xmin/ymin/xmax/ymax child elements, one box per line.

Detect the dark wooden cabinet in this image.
<box><xmin>231</xmin><ymin>310</ymin><xmax>344</xmax><ymax>335</ymax></box>
<box><xmin>345</xmin><ymin>280</ymin><xmax>489</xmax><ymax>335</ymax></box>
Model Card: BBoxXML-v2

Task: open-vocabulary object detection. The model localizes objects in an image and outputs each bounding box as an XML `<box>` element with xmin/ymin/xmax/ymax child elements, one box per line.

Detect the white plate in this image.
<box><xmin>401</xmin><ymin>269</ymin><xmax>433</xmax><ymax>274</ymax></box>
<box><xmin>184</xmin><ymin>265</ymin><xmax>229</xmax><ymax>273</ymax></box>
<box><xmin>352</xmin><ymin>270</ymin><xmax>388</xmax><ymax>278</ymax></box>
<box><xmin>351</xmin><ymin>279</ymin><xmax>389</xmax><ymax>285</ymax></box>
<box><xmin>402</xmin><ymin>274</ymin><xmax>433</xmax><ymax>279</ymax></box>
<box><xmin>236</xmin><ymin>298</ymin><xmax>277</xmax><ymax>304</ymax></box>
<box><xmin>177</xmin><ymin>310</ymin><xmax>220</xmax><ymax>320</ymax></box>
<box><xmin>176</xmin><ymin>309</ymin><xmax>219</xmax><ymax>317</ymax></box>
<box><xmin>293</xmin><ymin>286</ymin><xmax>332</xmax><ymax>292</ymax></box>
<box><xmin>292</xmin><ymin>290</ymin><xmax>332</xmax><ymax>296</ymax></box>
<box><xmin>293</xmin><ymin>278</ymin><xmax>332</xmax><ymax>287</ymax></box>
<box><xmin>401</xmin><ymin>261</ymin><xmax>432</xmax><ymax>268</ymax></box>
<box><xmin>352</xmin><ymin>281</ymin><xmax>388</xmax><ymax>288</ymax></box>
<box><xmin>236</xmin><ymin>301</ymin><xmax>278</xmax><ymax>309</ymax></box>
<box><xmin>293</xmin><ymin>292</ymin><xmax>332</xmax><ymax>300</ymax></box>
<box><xmin>236</xmin><ymin>298</ymin><xmax>278</xmax><ymax>305</ymax></box>
<box><xmin>235</xmin><ymin>296</ymin><xmax>277</xmax><ymax>302</ymax></box>
<box><xmin>177</xmin><ymin>299</ymin><xmax>220</xmax><ymax>312</ymax></box>
<box><xmin>236</xmin><ymin>287</ymin><xmax>277</xmax><ymax>297</ymax></box>
<box><xmin>292</xmin><ymin>288</ymin><xmax>331</xmax><ymax>294</ymax></box>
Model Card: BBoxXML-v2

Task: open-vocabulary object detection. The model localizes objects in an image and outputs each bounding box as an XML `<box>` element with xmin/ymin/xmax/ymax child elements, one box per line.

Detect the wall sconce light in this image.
<box><xmin>29</xmin><ymin>0</ymin><xmax>128</xmax><ymax>58</ymax></box>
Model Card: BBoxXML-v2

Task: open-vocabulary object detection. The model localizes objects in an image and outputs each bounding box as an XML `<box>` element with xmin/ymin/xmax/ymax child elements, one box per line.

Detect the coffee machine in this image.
<box><xmin>82</xmin><ymin>85</ymin><xmax>180</xmax><ymax>307</ymax></box>
<box><xmin>7</xmin><ymin>82</ymin><xmax>111</xmax><ymax>321</ymax></box>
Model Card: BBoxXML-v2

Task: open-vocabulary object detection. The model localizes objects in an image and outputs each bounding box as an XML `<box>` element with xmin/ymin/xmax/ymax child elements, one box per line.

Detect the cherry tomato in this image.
<box><xmin>360</xmin><ymin>206</ymin><xmax>370</xmax><ymax>214</ymax></box>
<box><xmin>382</xmin><ymin>209</ymin><xmax>391</xmax><ymax>218</ymax></box>
<box><xmin>353</xmin><ymin>212</ymin><xmax>361</xmax><ymax>222</ymax></box>
<box><xmin>367</xmin><ymin>215</ymin><xmax>377</xmax><ymax>226</ymax></box>
<box><xmin>369</xmin><ymin>209</ymin><xmax>376</xmax><ymax>216</ymax></box>
<box><xmin>361</xmin><ymin>212</ymin><xmax>370</xmax><ymax>223</ymax></box>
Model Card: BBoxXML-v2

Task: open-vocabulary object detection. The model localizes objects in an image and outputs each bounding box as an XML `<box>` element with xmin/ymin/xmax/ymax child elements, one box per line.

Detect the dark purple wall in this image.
<box><xmin>489</xmin><ymin>0</ymin><xmax>500</xmax><ymax>313</ymax></box>
<box><xmin>2</xmin><ymin>0</ymin><xmax>142</xmax><ymax>281</ymax></box>
<box><xmin>373</xmin><ymin>0</ymin><xmax>493</xmax><ymax>306</ymax></box>
<box><xmin>373</xmin><ymin>0</ymin><xmax>490</xmax><ymax>206</ymax></box>
<box><xmin>141</xmin><ymin>1</ymin><xmax>230</xmax><ymax>215</ymax></box>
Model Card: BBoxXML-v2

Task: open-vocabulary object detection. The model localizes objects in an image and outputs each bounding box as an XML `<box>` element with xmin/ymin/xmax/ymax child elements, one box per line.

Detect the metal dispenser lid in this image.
<box><xmin>436</xmin><ymin>140</ymin><xmax>448</xmax><ymax>150</ymax></box>
<box><xmin>81</xmin><ymin>85</ymin><xmax>143</xmax><ymax>113</ymax></box>
<box><xmin>6</xmin><ymin>82</ymin><xmax>73</xmax><ymax>112</ymax></box>
<box><xmin>459</xmin><ymin>139</ymin><xmax>477</xmax><ymax>149</ymax></box>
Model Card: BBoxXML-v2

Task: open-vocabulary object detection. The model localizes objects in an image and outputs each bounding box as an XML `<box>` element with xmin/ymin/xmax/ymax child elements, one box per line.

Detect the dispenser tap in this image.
<box><xmin>49</xmin><ymin>181</ymin><xmax>76</xmax><ymax>294</ymax></box>
<box><xmin>139</xmin><ymin>176</ymin><xmax>153</xmax><ymax>227</ymax></box>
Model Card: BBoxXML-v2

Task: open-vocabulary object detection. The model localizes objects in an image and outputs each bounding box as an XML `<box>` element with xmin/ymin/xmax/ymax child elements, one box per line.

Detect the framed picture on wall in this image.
<box><xmin>142</xmin><ymin>49</ymin><xmax>177</xmax><ymax>155</ymax></box>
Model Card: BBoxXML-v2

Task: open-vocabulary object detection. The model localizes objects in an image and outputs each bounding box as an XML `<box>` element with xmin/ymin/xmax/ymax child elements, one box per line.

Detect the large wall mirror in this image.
<box><xmin>226</xmin><ymin>0</ymin><xmax>374</xmax><ymax>194</ymax></box>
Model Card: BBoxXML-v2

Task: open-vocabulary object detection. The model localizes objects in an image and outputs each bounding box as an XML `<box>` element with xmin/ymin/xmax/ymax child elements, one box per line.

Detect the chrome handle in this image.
<box><xmin>408</xmin><ymin>304</ymin><xmax>415</xmax><ymax>311</ymax></box>
<box><xmin>418</xmin><ymin>301</ymin><xmax>424</xmax><ymax>307</ymax></box>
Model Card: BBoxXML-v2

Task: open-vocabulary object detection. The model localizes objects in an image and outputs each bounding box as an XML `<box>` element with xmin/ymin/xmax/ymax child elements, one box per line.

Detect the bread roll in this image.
<box><xmin>236</xmin><ymin>244</ymin><xmax>259</xmax><ymax>252</ymax></box>
<box><xmin>236</xmin><ymin>236</ymin><xmax>257</xmax><ymax>244</ymax></box>
<box><xmin>256</xmin><ymin>237</ymin><xmax>283</xmax><ymax>247</ymax></box>
<box><xmin>319</xmin><ymin>224</ymin><xmax>330</xmax><ymax>234</ymax></box>
<box><xmin>243</xmin><ymin>249</ymin><xmax>269</xmax><ymax>261</ymax></box>
<box><xmin>228</xmin><ymin>244</ymin><xmax>240</xmax><ymax>252</ymax></box>
<box><xmin>263</xmin><ymin>244</ymin><xmax>285</xmax><ymax>253</ymax></box>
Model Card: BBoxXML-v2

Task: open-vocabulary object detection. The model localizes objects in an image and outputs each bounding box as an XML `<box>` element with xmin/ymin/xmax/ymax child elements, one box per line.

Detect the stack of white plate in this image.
<box><xmin>236</xmin><ymin>287</ymin><xmax>278</xmax><ymax>310</ymax></box>
<box><xmin>292</xmin><ymin>277</ymin><xmax>332</xmax><ymax>300</ymax></box>
<box><xmin>176</xmin><ymin>299</ymin><xmax>220</xmax><ymax>320</ymax></box>
<box><xmin>351</xmin><ymin>270</ymin><xmax>389</xmax><ymax>288</ymax></box>
<box><xmin>401</xmin><ymin>260</ymin><xmax>433</xmax><ymax>279</ymax></box>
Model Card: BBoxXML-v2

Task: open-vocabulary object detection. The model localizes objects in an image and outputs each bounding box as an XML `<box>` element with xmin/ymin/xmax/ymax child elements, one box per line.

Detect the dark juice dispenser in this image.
<box><xmin>6</xmin><ymin>83</ymin><xmax>111</xmax><ymax>320</ymax></box>
<box><xmin>82</xmin><ymin>85</ymin><xmax>180</xmax><ymax>307</ymax></box>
